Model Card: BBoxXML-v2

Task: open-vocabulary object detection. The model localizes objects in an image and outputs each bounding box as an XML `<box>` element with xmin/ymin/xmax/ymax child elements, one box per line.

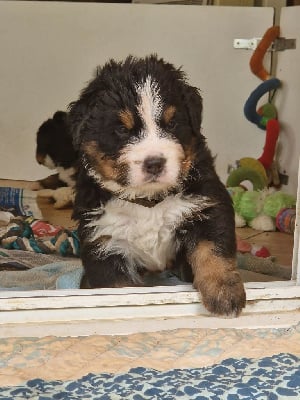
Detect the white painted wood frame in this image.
<box><xmin>0</xmin><ymin>280</ymin><xmax>299</xmax><ymax>337</ymax></box>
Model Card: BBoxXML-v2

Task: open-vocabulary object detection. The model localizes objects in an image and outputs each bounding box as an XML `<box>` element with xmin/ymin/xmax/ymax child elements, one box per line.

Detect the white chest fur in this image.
<box><xmin>87</xmin><ymin>195</ymin><xmax>211</xmax><ymax>272</ymax></box>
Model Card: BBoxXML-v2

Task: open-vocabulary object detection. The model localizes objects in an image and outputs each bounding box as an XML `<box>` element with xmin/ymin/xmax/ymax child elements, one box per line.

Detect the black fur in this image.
<box><xmin>36</xmin><ymin>111</ymin><xmax>78</xmax><ymax>188</ymax></box>
<box><xmin>69</xmin><ymin>55</ymin><xmax>246</xmax><ymax>316</ymax></box>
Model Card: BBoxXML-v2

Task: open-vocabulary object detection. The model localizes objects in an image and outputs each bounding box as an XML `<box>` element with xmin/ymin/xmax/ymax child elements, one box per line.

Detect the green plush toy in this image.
<box><xmin>228</xmin><ymin>187</ymin><xmax>296</xmax><ymax>231</ymax></box>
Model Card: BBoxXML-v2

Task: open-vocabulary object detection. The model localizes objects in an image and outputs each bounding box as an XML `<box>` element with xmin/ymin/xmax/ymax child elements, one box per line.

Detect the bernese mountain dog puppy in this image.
<box><xmin>36</xmin><ymin>111</ymin><xmax>78</xmax><ymax>189</ymax></box>
<box><xmin>69</xmin><ymin>55</ymin><xmax>246</xmax><ymax>316</ymax></box>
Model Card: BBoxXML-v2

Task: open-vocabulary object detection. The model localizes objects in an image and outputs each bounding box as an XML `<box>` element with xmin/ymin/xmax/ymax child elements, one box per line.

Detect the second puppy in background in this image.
<box><xmin>35</xmin><ymin>111</ymin><xmax>78</xmax><ymax>189</ymax></box>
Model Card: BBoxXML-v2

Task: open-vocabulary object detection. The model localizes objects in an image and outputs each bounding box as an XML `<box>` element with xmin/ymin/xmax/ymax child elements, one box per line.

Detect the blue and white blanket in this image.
<box><xmin>1</xmin><ymin>353</ymin><xmax>299</xmax><ymax>399</ymax></box>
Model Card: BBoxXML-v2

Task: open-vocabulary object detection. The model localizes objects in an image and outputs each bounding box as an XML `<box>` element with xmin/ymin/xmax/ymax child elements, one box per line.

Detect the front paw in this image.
<box><xmin>195</xmin><ymin>270</ymin><xmax>246</xmax><ymax>316</ymax></box>
<box><xmin>189</xmin><ymin>241</ymin><xmax>246</xmax><ymax>316</ymax></box>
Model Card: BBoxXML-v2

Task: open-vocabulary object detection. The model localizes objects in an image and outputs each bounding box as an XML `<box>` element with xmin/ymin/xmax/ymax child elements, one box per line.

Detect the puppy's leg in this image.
<box><xmin>181</xmin><ymin>189</ymin><xmax>246</xmax><ymax>316</ymax></box>
<box><xmin>188</xmin><ymin>240</ymin><xmax>246</xmax><ymax>316</ymax></box>
<box><xmin>80</xmin><ymin>239</ymin><xmax>141</xmax><ymax>288</ymax></box>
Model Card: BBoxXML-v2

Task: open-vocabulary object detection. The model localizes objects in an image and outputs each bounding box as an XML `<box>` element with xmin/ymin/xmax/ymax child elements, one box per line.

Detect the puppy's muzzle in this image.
<box><xmin>143</xmin><ymin>156</ymin><xmax>166</xmax><ymax>176</ymax></box>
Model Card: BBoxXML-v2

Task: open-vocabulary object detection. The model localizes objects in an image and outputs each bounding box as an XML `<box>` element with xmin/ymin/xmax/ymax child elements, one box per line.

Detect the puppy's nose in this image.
<box><xmin>143</xmin><ymin>156</ymin><xmax>166</xmax><ymax>175</ymax></box>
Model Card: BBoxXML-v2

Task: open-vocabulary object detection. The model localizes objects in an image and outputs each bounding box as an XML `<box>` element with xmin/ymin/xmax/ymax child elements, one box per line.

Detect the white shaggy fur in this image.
<box><xmin>86</xmin><ymin>194</ymin><xmax>213</xmax><ymax>274</ymax></box>
<box><xmin>136</xmin><ymin>76</ymin><xmax>163</xmax><ymax>131</ymax></box>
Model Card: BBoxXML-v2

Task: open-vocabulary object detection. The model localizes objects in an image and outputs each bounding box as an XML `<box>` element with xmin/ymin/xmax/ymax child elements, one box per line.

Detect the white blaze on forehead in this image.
<box><xmin>117</xmin><ymin>76</ymin><xmax>184</xmax><ymax>192</ymax></box>
<box><xmin>136</xmin><ymin>76</ymin><xmax>163</xmax><ymax>134</ymax></box>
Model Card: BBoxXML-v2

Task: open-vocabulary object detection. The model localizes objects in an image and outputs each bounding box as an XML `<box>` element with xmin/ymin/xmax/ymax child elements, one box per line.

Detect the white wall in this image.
<box><xmin>1</xmin><ymin>2</ymin><xmax>288</xmax><ymax>191</ymax></box>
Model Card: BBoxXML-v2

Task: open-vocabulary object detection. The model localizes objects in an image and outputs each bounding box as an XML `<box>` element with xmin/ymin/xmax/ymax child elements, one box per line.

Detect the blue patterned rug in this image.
<box><xmin>0</xmin><ymin>353</ymin><xmax>299</xmax><ymax>399</ymax></box>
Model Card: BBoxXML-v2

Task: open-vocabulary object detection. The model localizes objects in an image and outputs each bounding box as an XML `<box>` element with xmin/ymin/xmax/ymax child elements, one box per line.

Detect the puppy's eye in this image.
<box><xmin>115</xmin><ymin>126</ymin><xmax>129</xmax><ymax>138</ymax></box>
<box><xmin>167</xmin><ymin>119</ymin><xmax>177</xmax><ymax>131</ymax></box>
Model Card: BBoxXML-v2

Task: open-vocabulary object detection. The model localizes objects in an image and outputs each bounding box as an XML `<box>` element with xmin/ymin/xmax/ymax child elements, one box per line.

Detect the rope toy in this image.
<box><xmin>249</xmin><ymin>26</ymin><xmax>280</xmax><ymax>81</ymax></box>
<box><xmin>227</xmin><ymin>26</ymin><xmax>281</xmax><ymax>189</ymax></box>
<box><xmin>257</xmin><ymin>119</ymin><xmax>280</xmax><ymax>170</ymax></box>
<box><xmin>243</xmin><ymin>78</ymin><xmax>281</xmax><ymax>130</ymax></box>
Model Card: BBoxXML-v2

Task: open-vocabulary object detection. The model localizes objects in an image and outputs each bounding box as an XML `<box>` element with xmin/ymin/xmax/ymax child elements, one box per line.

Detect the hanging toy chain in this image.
<box><xmin>226</xmin><ymin>25</ymin><xmax>282</xmax><ymax>189</ymax></box>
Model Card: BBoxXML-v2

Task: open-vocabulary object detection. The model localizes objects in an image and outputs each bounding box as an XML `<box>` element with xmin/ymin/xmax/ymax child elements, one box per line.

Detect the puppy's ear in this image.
<box><xmin>68</xmin><ymin>64</ymin><xmax>111</xmax><ymax>150</ymax></box>
<box><xmin>183</xmin><ymin>86</ymin><xmax>203</xmax><ymax>136</ymax></box>
<box><xmin>67</xmin><ymin>100</ymin><xmax>89</xmax><ymax>150</ymax></box>
<box><xmin>53</xmin><ymin>111</ymin><xmax>67</xmax><ymax>123</ymax></box>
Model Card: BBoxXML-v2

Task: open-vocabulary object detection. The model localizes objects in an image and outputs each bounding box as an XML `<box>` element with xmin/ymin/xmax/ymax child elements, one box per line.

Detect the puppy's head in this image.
<box><xmin>69</xmin><ymin>55</ymin><xmax>203</xmax><ymax>199</ymax></box>
<box><xmin>36</xmin><ymin>111</ymin><xmax>77</xmax><ymax>170</ymax></box>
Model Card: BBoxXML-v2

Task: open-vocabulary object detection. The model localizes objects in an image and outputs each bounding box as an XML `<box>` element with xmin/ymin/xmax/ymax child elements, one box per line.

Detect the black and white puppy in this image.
<box><xmin>36</xmin><ymin>111</ymin><xmax>78</xmax><ymax>189</ymax></box>
<box><xmin>69</xmin><ymin>55</ymin><xmax>246</xmax><ymax>316</ymax></box>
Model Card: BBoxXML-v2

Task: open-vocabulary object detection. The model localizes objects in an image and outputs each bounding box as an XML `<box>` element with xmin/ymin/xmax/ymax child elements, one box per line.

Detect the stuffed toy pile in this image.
<box><xmin>228</xmin><ymin>187</ymin><xmax>296</xmax><ymax>232</ymax></box>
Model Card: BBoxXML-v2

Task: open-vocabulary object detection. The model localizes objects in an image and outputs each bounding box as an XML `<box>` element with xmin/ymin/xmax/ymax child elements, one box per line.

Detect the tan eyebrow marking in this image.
<box><xmin>119</xmin><ymin>109</ymin><xmax>135</xmax><ymax>130</ymax></box>
<box><xmin>163</xmin><ymin>105</ymin><xmax>176</xmax><ymax>124</ymax></box>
